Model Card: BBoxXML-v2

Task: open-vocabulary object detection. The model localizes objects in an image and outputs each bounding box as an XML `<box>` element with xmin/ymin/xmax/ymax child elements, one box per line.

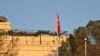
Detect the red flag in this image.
<box><xmin>56</xmin><ymin>13</ymin><xmax>61</xmax><ymax>35</ymax></box>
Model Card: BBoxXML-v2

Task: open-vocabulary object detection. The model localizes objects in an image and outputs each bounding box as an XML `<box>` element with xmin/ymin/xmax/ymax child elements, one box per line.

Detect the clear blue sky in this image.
<box><xmin>0</xmin><ymin>0</ymin><xmax>100</xmax><ymax>34</ymax></box>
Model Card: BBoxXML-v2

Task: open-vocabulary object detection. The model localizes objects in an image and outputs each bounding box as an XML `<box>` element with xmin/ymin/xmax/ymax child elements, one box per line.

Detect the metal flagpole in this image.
<box><xmin>56</xmin><ymin>12</ymin><xmax>61</xmax><ymax>56</ymax></box>
<box><xmin>57</xmin><ymin>35</ymin><xmax>59</xmax><ymax>56</ymax></box>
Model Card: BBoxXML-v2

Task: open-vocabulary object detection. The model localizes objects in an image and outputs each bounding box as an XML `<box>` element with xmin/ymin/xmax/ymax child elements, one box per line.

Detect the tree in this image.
<box><xmin>86</xmin><ymin>20</ymin><xmax>100</xmax><ymax>56</ymax></box>
<box><xmin>86</xmin><ymin>20</ymin><xmax>100</xmax><ymax>44</ymax></box>
<box><xmin>74</xmin><ymin>27</ymin><xmax>88</xmax><ymax>56</ymax></box>
<box><xmin>58</xmin><ymin>41</ymin><xmax>69</xmax><ymax>56</ymax></box>
<box><xmin>69</xmin><ymin>34</ymin><xmax>76</xmax><ymax>56</ymax></box>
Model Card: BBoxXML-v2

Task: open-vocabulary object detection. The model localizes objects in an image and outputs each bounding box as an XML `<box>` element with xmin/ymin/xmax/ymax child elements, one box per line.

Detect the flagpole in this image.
<box><xmin>56</xmin><ymin>12</ymin><xmax>61</xmax><ymax>56</ymax></box>
<box><xmin>56</xmin><ymin>12</ymin><xmax>58</xmax><ymax>56</ymax></box>
<box><xmin>57</xmin><ymin>35</ymin><xmax>59</xmax><ymax>56</ymax></box>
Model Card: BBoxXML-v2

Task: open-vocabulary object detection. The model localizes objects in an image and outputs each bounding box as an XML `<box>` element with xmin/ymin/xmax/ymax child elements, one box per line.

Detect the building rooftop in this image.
<box><xmin>0</xmin><ymin>16</ymin><xmax>8</xmax><ymax>22</ymax></box>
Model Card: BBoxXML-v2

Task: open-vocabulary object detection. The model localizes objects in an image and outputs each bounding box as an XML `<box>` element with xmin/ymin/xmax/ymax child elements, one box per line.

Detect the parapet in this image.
<box><xmin>0</xmin><ymin>16</ymin><xmax>11</xmax><ymax>31</ymax></box>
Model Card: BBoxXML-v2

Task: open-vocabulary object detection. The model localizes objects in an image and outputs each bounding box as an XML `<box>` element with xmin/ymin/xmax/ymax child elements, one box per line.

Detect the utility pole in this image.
<box><xmin>84</xmin><ymin>38</ymin><xmax>87</xmax><ymax>56</ymax></box>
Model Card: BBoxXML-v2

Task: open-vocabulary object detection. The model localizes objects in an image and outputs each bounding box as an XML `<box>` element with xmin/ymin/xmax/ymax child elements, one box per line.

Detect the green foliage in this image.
<box><xmin>59</xmin><ymin>41</ymin><xmax>69</xmax><ymax>56</ymax></box>
<box><xmin>88</xmin><ymin>44</ymin><xmax>100</xmax><ymax>56</ymax></box>
<box><xmin>59</xmin><ymin>20</ymin><xmax>100</xmax><ymax>56</ymax></box>
<box><xmin>8</xmin><ymin>30</ymin><xmax>67</xmax><ymax>36</ymax></box>
<box><xmin>86</xmin><ymin>20</ymin><xmax>100</xmax><ymax>44</ymax></box>
<box><xmin>69</xmin><ymin>34</ymin><xmax>76</xmax><ymax>56</ymax></box>
<box><xmin>74</xmin><ymin>27</ymin><xmax>87</xmax><ymax>56</ymax></box>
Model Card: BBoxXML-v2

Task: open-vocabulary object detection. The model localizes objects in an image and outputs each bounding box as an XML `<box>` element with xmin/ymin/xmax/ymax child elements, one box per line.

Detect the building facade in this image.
<box><xmin>0</xmin><ymin>16</ymin><xmax>68</xmax><ymax>56</ymax></box>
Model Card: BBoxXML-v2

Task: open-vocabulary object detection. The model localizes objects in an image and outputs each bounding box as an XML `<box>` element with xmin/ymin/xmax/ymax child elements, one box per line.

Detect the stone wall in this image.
<box><xmin>0</xmin><ymin>35</ymin><xmax>68</xmax><ymax>56</ymax></box>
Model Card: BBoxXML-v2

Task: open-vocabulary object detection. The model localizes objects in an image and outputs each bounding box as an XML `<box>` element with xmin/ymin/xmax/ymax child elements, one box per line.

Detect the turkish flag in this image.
<box><xmin>57</xmin><ymin>13</ymin><xmax>61</xmax><ymax>35</ymax></box>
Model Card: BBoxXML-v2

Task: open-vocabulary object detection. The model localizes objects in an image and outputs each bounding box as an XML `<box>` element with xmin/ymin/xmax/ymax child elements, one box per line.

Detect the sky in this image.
<box><xmin>0</xmin><ymin>0</ymin><xmax>100</xmax><ymax>34</ymax></box>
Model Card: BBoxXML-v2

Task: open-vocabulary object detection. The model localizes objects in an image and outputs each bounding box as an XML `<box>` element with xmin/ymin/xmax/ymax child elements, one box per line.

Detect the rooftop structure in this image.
<box><xmin>0</xmin><ymin>16</ymin><xmax>11</xmax><ymax>31</ymax></box>
<box><xmin>0</xmin><ymin>16</ymin><xmax>8</xmax><ymax>22</ymax></box>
